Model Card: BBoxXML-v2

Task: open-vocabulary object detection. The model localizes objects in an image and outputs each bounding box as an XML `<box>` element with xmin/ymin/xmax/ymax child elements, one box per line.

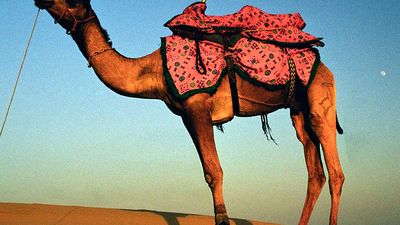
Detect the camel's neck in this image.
<box><xmin>72</xmin><ymin>17</ymin><xmax>112</xmax><ymax>62</ymax></box>
<box><xmin>70</xmin><ymin>12</ymin><xmax>164</xmax><ymax>99</ymax></box>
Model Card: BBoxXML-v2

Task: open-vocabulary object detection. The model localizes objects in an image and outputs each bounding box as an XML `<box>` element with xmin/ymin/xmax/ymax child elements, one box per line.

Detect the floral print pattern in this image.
<box><xmin>162</xmin><ymin>36</ymin><xmax>319</xmax><ymax>100</ymax></box>
<box><xmin>165</xmin><ymin>2</ymin><xmax>324</xmax><ymax>47</ymax></box>
<box><xmin>161</xmin><ymin>2</ymin><xmax>322</xmax><ymax>100</ymax></box>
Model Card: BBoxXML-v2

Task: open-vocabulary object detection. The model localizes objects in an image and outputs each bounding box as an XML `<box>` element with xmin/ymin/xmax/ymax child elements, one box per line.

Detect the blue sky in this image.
<box><xmin>0</xmin><ymin>1</ymin><xmax>399</xmax><ymax>224</ymax></box>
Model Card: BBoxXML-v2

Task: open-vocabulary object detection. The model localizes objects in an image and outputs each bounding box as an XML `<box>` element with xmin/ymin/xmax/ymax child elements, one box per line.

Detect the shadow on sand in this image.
<box><xmin>123</xmin><ymin>209</ymin><xmax>254</xmax><ymax>225</ymax></box>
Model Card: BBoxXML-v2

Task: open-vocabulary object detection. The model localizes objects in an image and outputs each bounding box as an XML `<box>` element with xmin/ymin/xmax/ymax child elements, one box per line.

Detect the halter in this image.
<box><xmin>54</xmin><ymin>7</ymin><xmax>96</xmax><ymax>34</ymax></box>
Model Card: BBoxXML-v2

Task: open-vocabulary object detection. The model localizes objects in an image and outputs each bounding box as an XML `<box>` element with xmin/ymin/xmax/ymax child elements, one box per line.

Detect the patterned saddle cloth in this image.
<box><xmin>161</xmin><ymin>2</ymin><xmax>323</xmax><ymax>100</ymax></box>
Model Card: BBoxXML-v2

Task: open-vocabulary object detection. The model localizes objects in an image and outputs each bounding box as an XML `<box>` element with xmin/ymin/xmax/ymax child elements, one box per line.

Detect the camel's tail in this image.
<box><xmin>336</xmin><ymin>113</ymin><xmax>344</xmax><ymax>134</ymax></box>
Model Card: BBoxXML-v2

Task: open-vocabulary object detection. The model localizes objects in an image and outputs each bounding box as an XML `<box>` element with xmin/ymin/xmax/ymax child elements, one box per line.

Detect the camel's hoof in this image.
<box><xmin>215</xmin><ymin>213</ymin><xmax>230</xmax><ymax>225</ymax></box>
<box><xmin>217</xmin><ymin>221</ymin><xmax>230</xmax><ymax>225</ymax></box>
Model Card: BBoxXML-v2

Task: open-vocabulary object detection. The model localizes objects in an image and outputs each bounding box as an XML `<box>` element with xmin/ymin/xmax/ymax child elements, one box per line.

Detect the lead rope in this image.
<box><xmin>0</xmin><ymin>9</ymin><xmax>40</xmax><ymax>139</ymax></box>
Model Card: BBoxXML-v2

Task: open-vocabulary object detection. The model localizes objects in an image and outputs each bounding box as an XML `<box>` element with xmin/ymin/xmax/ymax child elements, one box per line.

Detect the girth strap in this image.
<box><xmin>224</xmin><ymin>55</ymin><xmax>240</xmax><ymax>115</ymax></box>
<box><xmin>222</xmin><ymin>35</ymin><xmax>241</xmax><ymax>115</ymax></box>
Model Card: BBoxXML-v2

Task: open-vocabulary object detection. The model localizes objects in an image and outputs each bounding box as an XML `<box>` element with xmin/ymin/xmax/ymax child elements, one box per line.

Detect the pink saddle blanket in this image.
<box><xmin>165</xmin><ymin>2</ymin><xmax>324</xmax><ymax>47</ymax></box>
<box><xmin>162</xmin><ymin>3</ymin><xmax>322</xmax><ymax>100</ymax></box>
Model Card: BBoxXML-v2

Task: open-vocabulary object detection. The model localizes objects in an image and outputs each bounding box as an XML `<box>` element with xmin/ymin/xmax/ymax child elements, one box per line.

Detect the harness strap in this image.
<box><xmin>224</xmin><ymin>55</ymin><xmax>240</xmax><ymax>115</ymax></box>
<box><xmin>195</xmin><ymin>35</ymin><xmax>207</xmax><ymax>74</ymax></box>
<box><xmin>87</xmin><ymin>47</ymin><xmax>115</xmax><ymax>68</ymax></box>
<box><xmin>221</xmin><ymin>35</ymin><xmax>241</xmax><ymax>115</ymax></box>
<box><xmin>54</xmin><ymin>8</ymin><xmax>96</xmax><ymax>35</ymax></box>
<box><xmin>286</xmin><ymin>58</ymin><xmax>297</xmax><ymax>107</ymax></box>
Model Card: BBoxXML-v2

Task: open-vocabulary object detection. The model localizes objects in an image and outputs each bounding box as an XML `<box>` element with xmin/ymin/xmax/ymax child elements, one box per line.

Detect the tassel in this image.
<box><xmin>261</xmin><ymin>114</ymin><xmax>277</xmax><ymax>145</ymax></box>
<box><xmin>216</xmin><ymin>124</ymin><xmax>224</xmax><ymax>133</ymax></box>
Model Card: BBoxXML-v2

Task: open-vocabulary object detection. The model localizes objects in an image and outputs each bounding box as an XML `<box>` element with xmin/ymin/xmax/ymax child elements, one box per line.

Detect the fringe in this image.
<box><xmin>261</xmin><ymin>114</ymin><xmax>277</xmax><ymax>145</ymax></box>
<box><xmin>216</xmin><ymin>124</ymin><xmax>224</xmax><ymax>133</ymax></box>
<box><xmin>214</xmin><ymin>116</ymin><xmax>278</xmax><ymax>144</ymax></box>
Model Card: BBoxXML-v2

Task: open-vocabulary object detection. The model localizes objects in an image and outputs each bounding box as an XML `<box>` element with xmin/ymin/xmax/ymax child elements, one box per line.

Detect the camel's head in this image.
<box><xmin>34</xmin><ymin>0</ymin><xmax>94</xmax><ymax>34</ymax></box>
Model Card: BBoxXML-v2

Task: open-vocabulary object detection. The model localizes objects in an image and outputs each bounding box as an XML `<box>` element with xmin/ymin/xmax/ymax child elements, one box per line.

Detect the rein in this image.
<box><xmin>0</xmin><ymin>9</ymin><xmax>40</xmax><ymax>139</ymax></box>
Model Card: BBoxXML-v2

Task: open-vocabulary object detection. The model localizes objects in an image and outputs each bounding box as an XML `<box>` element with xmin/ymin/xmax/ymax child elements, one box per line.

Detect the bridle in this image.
<box><xmin>54</xmin><ymin>7</ymin><xmax>96</xmax><ymax>34</ymax></box>
<box><xmin>53</xmin><ymin>6</ymin><xmax>114</xmax><ymax>67</ymax></box>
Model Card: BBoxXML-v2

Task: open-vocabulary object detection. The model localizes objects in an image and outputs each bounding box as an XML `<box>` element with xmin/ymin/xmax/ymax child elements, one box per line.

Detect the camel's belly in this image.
<box><xmin>211</xmin><ymin>75</ymin><xmax>290</xmax><ymax>124</ymax></box>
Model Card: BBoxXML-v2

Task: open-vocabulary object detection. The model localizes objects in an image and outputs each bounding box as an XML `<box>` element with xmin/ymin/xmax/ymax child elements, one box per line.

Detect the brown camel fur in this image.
<box><xmin>33</xmin><ymin>1</ymin><xmax>345</xmax><ymax>225</ymax></box>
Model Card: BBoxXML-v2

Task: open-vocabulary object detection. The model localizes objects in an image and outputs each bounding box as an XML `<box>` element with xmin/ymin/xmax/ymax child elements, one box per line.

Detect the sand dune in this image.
<box><xmin>0</xmin><ymin>203</ymin><xmax>280</xmax><ymax>225</ymax></box>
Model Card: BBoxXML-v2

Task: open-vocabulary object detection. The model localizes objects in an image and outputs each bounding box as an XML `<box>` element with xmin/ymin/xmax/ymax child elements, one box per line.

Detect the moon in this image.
<box><xmin>380</xmin><ymin>70</ymin><xmax>386</xmax><ymax>76</ymax></box>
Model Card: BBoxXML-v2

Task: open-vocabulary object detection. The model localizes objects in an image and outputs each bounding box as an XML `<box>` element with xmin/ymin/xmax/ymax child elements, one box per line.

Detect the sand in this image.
<box><xmin>0</xmin><ymin>203</ymin><xmax>280</xmax><ymax>225</ymax></box>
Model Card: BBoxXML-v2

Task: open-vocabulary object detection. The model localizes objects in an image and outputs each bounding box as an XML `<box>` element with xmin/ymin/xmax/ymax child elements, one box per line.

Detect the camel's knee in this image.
<box><xmin>330</xmin><ymin>172</ymin><xmax>345</xmax><ymax>186</ymax></box>
<box><xmin>309</xmin><ymin>173</ymin><xmax>327</xmax><ymax>190</ymax></box>
<box><xmin>205</xmin><ymin>168</ymin><xmax>223</xmax><ymax>188</ymax></box>
<box><xmin>329</xmin><ymin>172</ymin><xmax>345</xmax><ymax>193</ymax></box>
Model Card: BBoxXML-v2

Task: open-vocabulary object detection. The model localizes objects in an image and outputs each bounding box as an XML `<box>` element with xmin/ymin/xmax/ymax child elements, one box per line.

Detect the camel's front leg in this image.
<box><xmin>182</xmin><ymin>93</ymin><xmax>229</xmax><ymax>225</ymax></box>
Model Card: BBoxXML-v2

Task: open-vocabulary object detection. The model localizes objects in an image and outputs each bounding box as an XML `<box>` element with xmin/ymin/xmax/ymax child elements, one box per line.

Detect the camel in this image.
<box><xmin>33</xmin><ymin>1</ymin><xmax>345</xmax><ymax>225</ymax></box>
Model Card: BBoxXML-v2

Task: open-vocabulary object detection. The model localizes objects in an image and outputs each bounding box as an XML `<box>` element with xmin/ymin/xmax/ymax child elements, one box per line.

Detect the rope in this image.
<box><xmin>0</xmin><ymin>9</ymin><xmax>40</xmax><ymax>138</ymax></box>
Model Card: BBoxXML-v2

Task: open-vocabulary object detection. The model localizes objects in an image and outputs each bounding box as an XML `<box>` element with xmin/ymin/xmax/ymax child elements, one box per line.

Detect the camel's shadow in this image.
<box><xmin>123</xmin><ymin>209</ymin><xmax>254</xmax><ymax>225</ymax></box>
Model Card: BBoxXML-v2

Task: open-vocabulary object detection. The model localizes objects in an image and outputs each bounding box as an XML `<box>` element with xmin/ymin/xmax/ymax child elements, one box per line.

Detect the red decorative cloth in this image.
<box><xmin>165</xmin><ymin>2</ymin><xmax>324</xmax><ymax>47</ymax></box>
<box><xmin>161</xmin><ymin>2</ymin><xmax>322</xmax><ymax>100</ymax></box>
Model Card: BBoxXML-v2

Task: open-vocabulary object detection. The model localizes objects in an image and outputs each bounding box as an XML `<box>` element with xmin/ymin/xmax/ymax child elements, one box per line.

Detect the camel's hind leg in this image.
<box><xmin>291</xmin><ymin>110</ymin><xmax>326</xmax><ymax>225</ymax></box>
<box><xmin>307</xmin><ymin>63</ymin><xmax>345</xmax><ymax>225</ymax></box>
<box><xmin>181</xmin><ymin>93</ymin><xmax>229</xmax><ymax>225</ymax></box>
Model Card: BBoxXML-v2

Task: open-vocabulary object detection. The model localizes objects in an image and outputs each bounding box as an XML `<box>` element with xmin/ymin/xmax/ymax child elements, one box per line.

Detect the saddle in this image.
<box><xmin>165</xmin><ymin>2</ymin><xmax>324</xmax><ymax>47</ymax></box>
<box><xmin>161</xmin><ymin>2</ymin><xmax>323</xmax><ymax>105</ymax></box>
